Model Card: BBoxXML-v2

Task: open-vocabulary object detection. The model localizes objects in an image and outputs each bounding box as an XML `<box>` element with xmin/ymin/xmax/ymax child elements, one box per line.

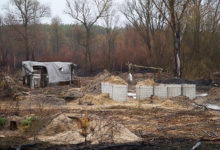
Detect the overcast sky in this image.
<box><xmin>0</xmin><ymin>0</ymin><xmax>126</xmax><ymax>25</ymax></box>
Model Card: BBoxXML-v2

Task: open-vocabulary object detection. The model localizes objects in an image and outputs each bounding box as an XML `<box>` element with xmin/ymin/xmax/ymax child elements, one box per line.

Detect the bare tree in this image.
<box><xmin>103</xmin><ymin>8</ymin><xmax>119</xmax><ymax>71</ymax></box>
<box><xmin>122</xmin><ymin>0</ymin><xmax>165</xmax><ymax>62</ymax></box>
<box><xmin>0</xmin><ymin>16</ymin><xmax>10</xmax><ymax>66</ymax></box>
<box><xmin>0</xmin><ymin>16</ymin><xmax>5</xmax><ymax>65</ymax></box>
<box><xmin>153</xmin><ymin>0</ymin><xmax>190</xmax><ymax>77</ymax></box>
<box><xmin>50</xmin><ymin>16</ymin><xmax>65</xmax><ymax>55</ymax></box>
<box><xmin>65</xmin><ymin>0</ymin><xmax>112</xmax><ymax>73</ymax></box>
<box><xmin>7</xmin><ymin>0</ymin><xmax>50</xmax><ymax>60</ymax></box>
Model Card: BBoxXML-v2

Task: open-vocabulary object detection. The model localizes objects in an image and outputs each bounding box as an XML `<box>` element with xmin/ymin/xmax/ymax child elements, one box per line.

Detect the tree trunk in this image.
<box><xmin>173</xmin><ymin>25</ymin><xmax>181</xmax><ymax>78</ymax></box>
<box><xmin>24</xmin><ymin>23</ymin><xmax>29</xmax><ymax>60</ymax></box>
<box><xmin>31</xmin><ymin>52</ymin><xmax>35</xmax><ymax>61</ymax></box>
<box><xmin>85</xmin><ymin>29</ymin><xmax>92</xmax><ymax>73</ymax></box>
<box><xmin>107</xmin><ymin>36</ymin><xmax>112</xmax><ymax>71</ymax></box>
<box><xmin>2</xmin><ymin>49</ymin><xmax>8</xmax><ymax>66</ymax></box>
<box><xmin>84</xmin><ymin>50</ymin><xmax>88</xmax><ymax>73</ymax></box>
<box><xmin>88</xmin><ymin>50</ymin><xmax>92</xmax><ymax>73</ymax></box>
<box><xmin>146</xmin><ymin>32</ymin><xmax>152</xmax><ymax>58</ymax></box>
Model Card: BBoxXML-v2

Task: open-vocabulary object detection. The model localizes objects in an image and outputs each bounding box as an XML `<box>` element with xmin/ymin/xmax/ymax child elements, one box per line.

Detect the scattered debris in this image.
<box><xmin>128</xmin><ymin>93</ymin><xmax>136</xmax><ymax>99</ymax></box>
<box><xmin>206</xmin><ymin>104</ymin><xmax>220</xmax><ymax>111</ymax></box>
<box><xmin>196</xmin><ymin>93</ymin><xmax>208</xmax><ymax>97</ymax></box>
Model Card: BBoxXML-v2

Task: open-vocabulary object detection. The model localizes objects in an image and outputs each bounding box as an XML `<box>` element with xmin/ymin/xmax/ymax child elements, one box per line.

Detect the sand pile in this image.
<box><xmin>104</xmin><ymin>76</ymin><xmax>127</xmax><ymax>85</ymax></box>
<box><xmin>37</xmin><ymin>113</ymin><xmax>141</xmax><ymax>145</ymax></box>
<box><xmin>137</xmin><ymin>79</ymin><xmax>158</xmax><ymax>86</ymax></box>
<box><xmin>77</xmin><ymin>93</ymin><xmax>114</xmax><ymax>105</ymax></box>
<box><xmin>88</xmin><ymin>119</ymin><xmax>141</xmax><ymax>145</ymax></box>
<box><xmin>38</xmin><ymin>114</ymin><xmax>84</xmax><ymax>145</ymax></box>
<box><xmin>82</xmin><ymin>70</ymin><xmax>111</xmax><ymax>94</ymax></box>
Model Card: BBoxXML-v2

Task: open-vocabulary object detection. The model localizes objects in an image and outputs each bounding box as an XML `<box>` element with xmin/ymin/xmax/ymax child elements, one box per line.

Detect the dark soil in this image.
<box><xmin>1</xmin><ymin>138</ymin><xmax>220</xmax><ymax>150</ymax></box>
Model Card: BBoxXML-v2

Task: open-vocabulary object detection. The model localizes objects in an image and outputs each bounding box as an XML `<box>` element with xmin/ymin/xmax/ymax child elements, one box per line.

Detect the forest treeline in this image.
<box><xmin>0</xmin><ymin>0</ymin><xmax>220</xmax><ymax>79</ymax></box>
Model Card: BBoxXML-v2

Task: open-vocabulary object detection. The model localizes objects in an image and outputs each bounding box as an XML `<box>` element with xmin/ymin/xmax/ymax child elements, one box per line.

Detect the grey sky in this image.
<box><xmin>0</xmin><ymin>0</ymin><xmax>126</xmax><ymax>25</ymax></box>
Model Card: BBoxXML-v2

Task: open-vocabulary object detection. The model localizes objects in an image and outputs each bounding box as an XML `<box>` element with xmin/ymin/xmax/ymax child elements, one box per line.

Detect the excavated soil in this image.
<box><xmin>37</xmin><ymin>113</ymin><xmax>141</xmax><ymax>145</ymax></box>
<box><xmin>104</xmin><ymin>76</ymin><xmax>127</xmax><ymax>85</ymax></box>
<box><xmin>81</xmin><ymin>70</ymin><xmax>111</xmax><ymax>94</ymax></box>
<box><xmin>136</xmin><ymin>79</ymin><xmax>159</xmax><ymax>86</ymax></box>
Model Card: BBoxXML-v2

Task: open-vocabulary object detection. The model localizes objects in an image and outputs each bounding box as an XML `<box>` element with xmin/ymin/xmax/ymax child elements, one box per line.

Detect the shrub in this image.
<box><xmin>21</xmin><ymin>115</ymin><xmax>36</xmax><ymax>127</ymax></box>
<box><xmin>0</xmin><ymin>117</ymin><xmax>6</xmax><ymax>127</ymax></box>
<box><xmin>21</xmin><ymin>120</ymin><xmax>31</xmax><ymax>127</ymax></box>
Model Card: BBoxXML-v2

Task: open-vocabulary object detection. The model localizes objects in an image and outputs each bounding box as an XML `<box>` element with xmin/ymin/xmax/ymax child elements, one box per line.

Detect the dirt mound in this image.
<box><xmin>37</xmin><ymin>113</ymin><xmax>141</xmax><ymax>145</ymax></box>
<box><xmin>76</xmin><ymin>94</ymin><xmax>114</xmax><ymax>105</ymax></box>
<box><xmin>208</xmin><ymin>88</ymin><xmax>220</xmax><ymax>100</ymax></box>
<box><xmin>0</xmin><ymin>74</ymin><xmax>28</xmax><ymax>99</ymax></box>
<box><xmin>88</xmin><ymin>119</ymin><xmax>141</xmax><ymax>145</ymax></box>
<box><xmin>104</xmin><ymin>76</ymin><xmax>127</xmax><ymax>85</ymax></box>
<box><xmin>82</xmin><ymin>70</ymin><xmax>111</xmax><ymax>94</ymax></box>
<box><xmin>38</xmin><ymin>114</ymin><xmax>84</xmax><ymax>145</ymax></box>
<box><xmin>137</xmin><ymin>79</ymin><xmax>158</xmax><ymax>86</ymax></box>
